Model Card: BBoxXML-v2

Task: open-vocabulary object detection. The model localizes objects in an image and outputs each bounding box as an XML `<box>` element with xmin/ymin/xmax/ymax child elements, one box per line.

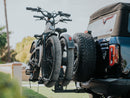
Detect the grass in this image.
<box><xmin>23</xmin><ymin>87</ymin><xmax>47</xmax><ymax>98</ymax></box>
<box><xmin>22</xmin><ymin>82</ymin><xmax>89</xmax><ymax>98</ymax></box>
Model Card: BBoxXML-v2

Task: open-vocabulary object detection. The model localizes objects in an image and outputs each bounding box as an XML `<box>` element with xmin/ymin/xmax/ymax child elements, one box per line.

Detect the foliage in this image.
<box><xmin>0</xmin><ymin>72</ymin><xmax>23</xmax><ymax>98</ymax></box>
<box><xmin>0</xmin><ymin>26</ymin><xmax>16</xmax><ymax>63</ymax></box>
<box><xmin>15</xmin><ymin>36</ymin><xmax>35</xmax><ymax>63</ymax></box>
<box><xmin>1</xmin><ymin>49</ymin><xmax>17</xmax><ymax>62</ymax></box>
<box><xmin>0</xmin><ymin>26</ymin><xmax>7</xmax><ymax>56</ymax></box>
<box><xmin>22</xmin><ymin>87</ymin><xmax>47</xmax><ymax>98</ymax></box>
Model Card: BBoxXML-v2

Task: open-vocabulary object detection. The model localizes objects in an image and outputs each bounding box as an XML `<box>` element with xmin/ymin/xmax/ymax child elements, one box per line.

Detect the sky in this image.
<box><xmin>0</xmin><ymin>0</ymin><xmax>130</xmax><ymax>49</ymax></box>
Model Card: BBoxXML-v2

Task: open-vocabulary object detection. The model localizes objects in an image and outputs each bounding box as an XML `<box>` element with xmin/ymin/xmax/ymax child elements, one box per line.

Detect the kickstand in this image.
<box><xmin>29</xmin><ymin>81</ymin><xmax>31</xmax><ymax>88</ymax></box>
<box><xmin>37</xmin><ymin>83</ymin><xmax>39</xmax><ymax>93</ymax></box>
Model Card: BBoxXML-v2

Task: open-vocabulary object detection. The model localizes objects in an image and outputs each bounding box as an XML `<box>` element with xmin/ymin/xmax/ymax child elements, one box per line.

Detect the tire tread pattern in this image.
<box><xmin>73</xmin><ymin>33</ymin><xmax>96</xmax><ymax>82</ymax></box>
<box><xmin>45</xmin><ymin>36</ymin><xmax>62</xmax><ymax>87</ymax></box>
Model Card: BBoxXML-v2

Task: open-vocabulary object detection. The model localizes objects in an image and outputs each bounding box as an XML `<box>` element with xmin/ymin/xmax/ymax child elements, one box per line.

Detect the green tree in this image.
<box><xmin>0</xmin><ymin>26</ymin><xmax>16</xmax><ymax>63</ymax></box>
<box><xmin>0</xmin><ymin>26</ymin><xmax>7</xmax><ymax>63</ymax></box>
<box><xmin>15</xmin><ymin>36</ymin><xmax>35</xmax><ymax>63</ymax></box>
<box><xmin>0</xmin><ymin>26</ymin><xmax>7</xmax><ymax>56</ymax></box>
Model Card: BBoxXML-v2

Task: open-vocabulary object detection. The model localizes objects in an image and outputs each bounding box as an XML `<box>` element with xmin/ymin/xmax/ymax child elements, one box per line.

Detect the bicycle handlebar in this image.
<box><xmin>26</xmin><ymin>7</ymin><xmax>72</xmax><ymax>24</ymax></box>
<box><xmin>27</xmin><ymin>7</ymin><xmax>71</xmax><ymax>18</ymax></box>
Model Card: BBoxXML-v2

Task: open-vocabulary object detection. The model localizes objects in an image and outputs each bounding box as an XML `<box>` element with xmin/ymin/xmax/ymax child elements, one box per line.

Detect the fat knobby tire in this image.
<box><xmin>60</xmin><ymin>38</ymin><xmax>74</xmax><ymax>86</ymax></box>
<box><xmin>73</xmin><ymin>33</ymin><xmax>96</xmax><ymax>82</ymax></box>
<box><xmin>44</xmin><ymin>35</ymin><xmax>62</xmax><ymax>87</ymax></box>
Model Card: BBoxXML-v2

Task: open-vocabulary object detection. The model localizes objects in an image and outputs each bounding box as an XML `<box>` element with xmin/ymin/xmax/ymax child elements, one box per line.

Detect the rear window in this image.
<box><xmin>88</xmin><ymin>14</ymin><xmax>117</xmax><ymax>37</ymax></box>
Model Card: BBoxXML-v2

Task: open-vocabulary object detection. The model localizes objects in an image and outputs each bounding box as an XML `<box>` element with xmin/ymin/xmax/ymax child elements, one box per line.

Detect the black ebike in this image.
<box><xmin>25</xmin><ymin>7</ymin><xmax>74</xmax><ymax>87</ymax></box>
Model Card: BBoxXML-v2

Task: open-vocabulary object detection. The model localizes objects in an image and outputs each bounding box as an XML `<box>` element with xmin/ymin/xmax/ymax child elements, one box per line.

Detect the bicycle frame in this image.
<box><xmin>29</xmin><ymin>21</ymin><xmax>55</xmax><ymax>68</ymax></box>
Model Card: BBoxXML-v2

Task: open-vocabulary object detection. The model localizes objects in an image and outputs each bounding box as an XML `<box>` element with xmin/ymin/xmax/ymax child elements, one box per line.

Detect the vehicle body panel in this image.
<box><xmin>84</xmin><ymin>78</ymin><xmax>130</xmax><ymax>96</ymax></box>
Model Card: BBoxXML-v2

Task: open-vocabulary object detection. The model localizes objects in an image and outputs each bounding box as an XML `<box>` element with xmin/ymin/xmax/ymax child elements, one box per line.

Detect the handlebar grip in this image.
<box><xmin>63</xmin><ymin>13</ymin><xmax>71</xmax><ymax>17</ymax></box>
<box><xmin>33</xmin><ymin>15</ymin><xmax>44</xmax><ymax>18</ymax></box>
<box><xmin>59</xmin><ymin>11</ymin><xmax>71</xmax><ymax>17</ymax></box>
<box><xmin>26</xmin><ymin>7</ymin><xmax>38</xmax><ymax>11</ymax></box>
<box><xmin>63</xmin><ymin>19</ymin><xmax>72</xmax><ymax>21</ymax></box>
<box><xmin>26</xmin><ymin>7</ymin><xmax>32</xmax><ymax>10</ymax></box>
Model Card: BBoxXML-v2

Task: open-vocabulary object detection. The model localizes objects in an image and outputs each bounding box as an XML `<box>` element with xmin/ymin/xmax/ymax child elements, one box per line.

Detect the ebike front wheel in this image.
<box><xmin>41</xmin><ymin>35</ymin><xmax>62</xmax><ymax>87</ymax></box>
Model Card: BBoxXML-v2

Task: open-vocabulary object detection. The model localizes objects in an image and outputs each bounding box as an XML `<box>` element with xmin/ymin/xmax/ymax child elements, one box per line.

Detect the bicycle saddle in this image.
<box><xmin>55</xmin><ymin>28</ymin><xmax>67</xmax><ymax>34</ymax></box>
<box><xmin>34</xmin><ymin>34</ymin><xmax>42</xmax><ymax>38</ymax></box>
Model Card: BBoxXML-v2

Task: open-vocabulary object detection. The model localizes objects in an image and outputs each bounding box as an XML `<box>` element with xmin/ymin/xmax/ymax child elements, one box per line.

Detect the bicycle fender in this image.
<box><xmin>60</xmin><ymin>33</ymin><xmax>75</xmax><ymax>49</ymax></box>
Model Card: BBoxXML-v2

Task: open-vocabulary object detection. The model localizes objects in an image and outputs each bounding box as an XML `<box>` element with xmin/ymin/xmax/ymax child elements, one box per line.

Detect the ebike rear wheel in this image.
<box><xmin>60</xmin><ymin>38</ymin><xmax>74</xmax><ymax>86</ymax></box>
<box><xmin>41</xmin><ymin>35</ymin><xmax>62</xmax><ymax>87</ymax></box>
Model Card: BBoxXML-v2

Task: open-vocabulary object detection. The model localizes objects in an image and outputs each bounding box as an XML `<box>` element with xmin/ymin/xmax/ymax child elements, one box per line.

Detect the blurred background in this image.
<box><xmin>0</xmin><ymin>0</ymin><xmax>130</xmax><ymax>63</ymax></box>
<box><xmin>0</xmin><ymin>0</ymin><xmax>130</xmax><ymax>98</ymax></box>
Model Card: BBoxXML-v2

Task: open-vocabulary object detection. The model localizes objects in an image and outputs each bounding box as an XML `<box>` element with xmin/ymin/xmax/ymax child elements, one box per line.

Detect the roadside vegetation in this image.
<box><xmin>15</xmin><ymin>36</ymin><xmax>35</xmax><ymax>63</ymax></box>
<box><xmin>0</xmin><ymin>72</ymin><xmax>23</xmax><ymax>98</ymax></box>
<box><xmin>0</xmin><ymin>26</ymin><xmax>34</xmax><ymax>63</ymax></box>
<box><xmin>0</xmin><ymin>26</ymin><xmax>16</xmax><ymax>63</ymax></box>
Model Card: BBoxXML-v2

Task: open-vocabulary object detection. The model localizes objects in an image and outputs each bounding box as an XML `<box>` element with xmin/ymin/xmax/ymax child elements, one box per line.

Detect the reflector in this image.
<box><xmin>109</xmin><ymin>45</ymin><xmax>119</xmax><ymax>66</ymax></box>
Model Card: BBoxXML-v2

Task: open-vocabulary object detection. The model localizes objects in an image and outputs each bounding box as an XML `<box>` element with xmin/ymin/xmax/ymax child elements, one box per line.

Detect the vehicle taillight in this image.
<box><xmin>109</xmin><ymin>44</ymin><xmax>119</xmax><ymax>66</ymax></box>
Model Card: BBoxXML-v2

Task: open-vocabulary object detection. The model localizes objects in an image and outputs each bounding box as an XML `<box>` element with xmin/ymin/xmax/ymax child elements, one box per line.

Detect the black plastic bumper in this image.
<box><xmin>85</xmin><ymin>78</ymin><xmax>130</xmax><ymax>96</ymax></box>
